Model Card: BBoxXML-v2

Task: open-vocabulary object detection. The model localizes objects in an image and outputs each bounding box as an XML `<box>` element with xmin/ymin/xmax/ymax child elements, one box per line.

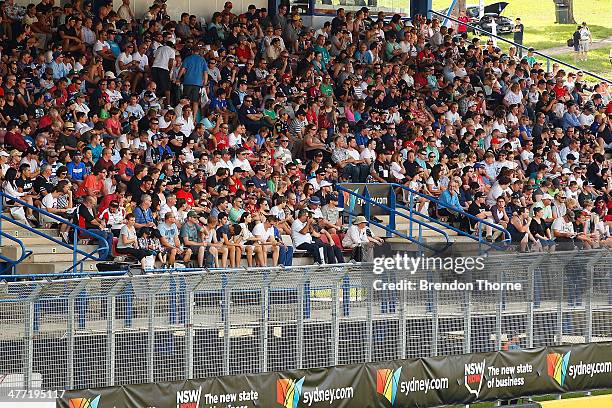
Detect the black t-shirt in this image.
<box><xmin>33</xmin><ymin>175</ymin><xmax>53</xmax><ymax>196</ymax></box>
<box><xmin>78</xmin><ymin>204</ymin><xmax>97</xmax><ymax>229</ymax></box>
<box><xmin>403</xmin><ymin>159</ymin><xmax>420</xmax><ymax>178</ymax></box>
<box><xmin>468</xmin><ymin>202</ymin><xmax>488</xmax><ymax>228</ymax></box>
<box><xmin>372</xmin><ymin>159</ymin><xmax>390</xmax><ymax>180</ymax></box>
<box><xmin>58</xmin><ymin>133</ymin><xmax>78</xmax><ymax>149</ymax></box>
<box><xmin>529</xmin><ymin>218</ymin><xmax>547</xmax><ymax>238</ymax></box>
<box><xmin>167</xmin><ymin>130</ymin><xmax>185</xmax><ymax>154</ymax></box>
<box><xmin>15</xmin><ymin>176</ymin><xmax>34</xmax><ymax>193</ymax></box>
<box><xmin>513</xmin><ymin>24</ymin><xmax>524</xmax><ymax>42</ymax></box>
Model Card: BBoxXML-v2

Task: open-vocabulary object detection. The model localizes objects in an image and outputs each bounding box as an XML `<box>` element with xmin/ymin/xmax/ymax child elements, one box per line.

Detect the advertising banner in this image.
<box><xmin>57</xmin><ymin>342</ymin><xmax>612</xmax><ymax>408</ymax></box>
<box><xmin>339</xmin><ymin>183</ymin><xmax>392</xmax><ymax>216</ymax></box>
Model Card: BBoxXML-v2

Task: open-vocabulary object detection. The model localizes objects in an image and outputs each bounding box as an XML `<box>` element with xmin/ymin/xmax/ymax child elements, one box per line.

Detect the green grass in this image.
<box><xmin>556</xmin><ymin>48</ymin><xmax>612</xmax><ymax>81</ymax></box>
<box><xmin>431</xmin><ymin>0</ymin><xmax>612</xmax><ymax>77</ymax></box>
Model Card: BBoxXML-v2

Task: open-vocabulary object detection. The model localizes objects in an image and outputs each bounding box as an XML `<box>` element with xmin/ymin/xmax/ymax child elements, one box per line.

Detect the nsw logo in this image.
<box><xmin>277</xmin><ymin>377</ymin><xmax>305</xmax><ymax>408</ymax></box>
<box><xmin>69</xmin><ymin>395</ymin><xmax>100</xmax><ymax>408</ymax></box>
<box><xmin>464</xmin><ymin>360</ymin><xmax>486</xmax><ymax>398</ymax></box>
<box><xmin>176</xmin><ymin>386</ymin><xmax>202</xmax><ymax>408</ymax></box>
<box><xmin>547</xmin><ymin>352</ymin><xmax>571</xmax><ymax>386</ymax></box>
<box><xmin>376</xmin><ymin>367</ymin><xmax>401</xmax><ymax>406</ymax></box>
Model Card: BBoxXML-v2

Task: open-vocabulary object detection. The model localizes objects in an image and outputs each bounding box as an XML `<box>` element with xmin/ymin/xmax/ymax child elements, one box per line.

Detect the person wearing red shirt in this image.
<box><xmin>228</xmin><ymin>167</ymin><xmax>245</xmax><ymax>193</ymax></box>
<box><xmin>213</xmin><ymin>124</ymin><xmax>230</xmax><ymax>150</ymax></box>
<box><xmin>76</xmin><ymin>167</ymin><xmax>106</xmax><ymax>199</ymax></box>
<box><xmin>4</xmin><ymin>121</ymin><xmax>29</xmax><ymax>152</ymax></box>
<box><xmin>235</xmin><ymin>37</ymin><xmax>253</xmax><ymax>62</ymax></box>
<box><xmin>176</xmin><ymin>180</ymin><xmax>195</xmax><ymax>207</ymax></box>
<box><xmin>457</xmin><ymin>11</ymin><xmax>469</xmax><ymax>34</ymax></box>
<box><xmin>115</xmin><ymin>148</ymin><xmax>135</xmax><ymax>182</ymax></box>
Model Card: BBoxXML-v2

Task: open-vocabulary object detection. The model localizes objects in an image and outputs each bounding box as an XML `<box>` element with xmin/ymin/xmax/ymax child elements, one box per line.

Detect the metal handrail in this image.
<box><xmin>336</xmin><ymin>184</ymin><xmax>453</xmax><ymax>253</ymax></box>
<box><xmin>429</xmin><ymin>10</ymin><xmax>611</xmax><ymax>84</ymax></box>
<box><xmin>0</xmin><ymin>191</ymin><xmax>110</xmax><ymax>275</ymax></box>
<box><xmin>0</xmin><ymin>230</ymin><xmax>33</xmax><ymax>274</ymax></box>
<box><xmin>389</xmin><ymin>183</ymin><xmax>511</xmax><ymax>250</ymax></box>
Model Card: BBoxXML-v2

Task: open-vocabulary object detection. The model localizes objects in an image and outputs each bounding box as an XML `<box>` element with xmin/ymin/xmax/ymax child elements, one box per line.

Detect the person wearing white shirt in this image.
<box><xmin>132</xmin><ymin>43</ymin><xmax>150</xmax><ymax>73</ymax></box>
<box><xmin>341</xmin><ymin>216</ymin><xmax>383</xmax><ymax>262</ymax></box>
<box><xmin>291</xmin><ymin>209</ymin><xmax>326</xmax><ymax>264</ymax></box>
<box><xmin>232</xmin><ymin>151</ymin><xmax>254</xmax><ymax>175</ymax></box>
<box><xmin>252</xmin><ymin>216</ymin><xmax>280</xmax><ymax>267</ymax></box>
<box><xmin>159</xmin><ymin>194</ymin><xmax>179</xmax><ymax>223</ymax></box>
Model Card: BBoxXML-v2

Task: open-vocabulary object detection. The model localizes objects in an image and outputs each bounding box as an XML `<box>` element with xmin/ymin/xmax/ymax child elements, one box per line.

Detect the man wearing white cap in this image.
<box><xmin>342</xmin><ymin>216</ymin><xmax>383</xmax><ymax>262</ymax></box>
<box><xmin>531</xmin><ymin>193</ymin><xmax>555</xmax><ymax>227</ymax></box>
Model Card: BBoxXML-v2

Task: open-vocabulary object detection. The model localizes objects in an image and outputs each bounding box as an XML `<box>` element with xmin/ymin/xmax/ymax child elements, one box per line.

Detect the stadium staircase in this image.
<box><xmin>0</xmin><ymin>192</ymin><xmax>109</xmax><ymax>277</ymax></box>
<box><xmin>337</xmin><ymin>183</ymin><xmax>511</xmax><ymax>255</ymax></box>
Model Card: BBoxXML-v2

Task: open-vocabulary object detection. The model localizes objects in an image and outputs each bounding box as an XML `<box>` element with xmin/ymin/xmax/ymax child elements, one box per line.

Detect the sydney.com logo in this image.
<box><xmin>277</xmin><ymin>377</ymin><xmax>304</xmax><ymax>408</ymax></box>
<box><xmin>376</xmin><ymin>368</ymin><xmax>401</xmax><ymax>405</ymax></box>
<box><xmin>69</xmin><ymin>395</ymin><xmax>100</xmax><ymax>408</ymax></box>
<box><xmin>547</xmin><ymin>352</ymin><xmax>571</xmax><ymax>386</ymax></box>
<box><xmin>277</xmin><ymin>376</ymin><xmax>354</xmax><ymax>407</ymax></box>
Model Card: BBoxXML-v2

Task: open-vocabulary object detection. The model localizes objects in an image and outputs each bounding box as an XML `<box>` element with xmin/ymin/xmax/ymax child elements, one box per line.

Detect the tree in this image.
<box><xmin>555</xmin><ymin>0</ymin><xmax>577</xmax><ymax>24</ymax></box>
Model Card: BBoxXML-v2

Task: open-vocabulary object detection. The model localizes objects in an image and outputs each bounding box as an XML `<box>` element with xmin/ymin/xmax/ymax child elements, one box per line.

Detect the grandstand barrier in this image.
<box><xmin>0</xmin><ymin>251</ymin><xmax>611</xmax><ymax>396</ymax></box>
<box><xmin>57</xmin><ymin>342</ymin><xmax>612</xmax><ymax>407</ymax></box>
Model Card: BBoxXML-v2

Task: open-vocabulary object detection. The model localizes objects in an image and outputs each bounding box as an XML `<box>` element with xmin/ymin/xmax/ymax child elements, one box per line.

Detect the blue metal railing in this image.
<box><xmin>391</xmin><ymin>183</ymin><xmax>511</xmax><ymax>251</ymax></box>
<box><xmin>429</xmin><ymin>10</ymin><xmax>611</xmax><ymax>84</ymax></box>
<box><xmin>337</xmin><ymin>183</ymin><xmax>511</xmax><ymax>252</ymax></box>
<box><xmin>0</xmin><ymin>191</ymin><xmax>110</xmax><ymax>275</ymax></box>
<box><xmin>336</xmin><ymin>184</ymin><xmax>453</xmax><ymax>253</ymax></box>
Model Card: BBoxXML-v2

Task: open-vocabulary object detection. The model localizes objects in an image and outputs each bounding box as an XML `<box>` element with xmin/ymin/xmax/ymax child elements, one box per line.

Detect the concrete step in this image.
<box><xmin>22</xmin><ymin>252</ymin><xmax>98</xmax><ymax>263</ymax></box>
<box><xmin>15</xmin><ymin>261</ymin><xmax>100</xmax><ymax>275</ymax></box>
<box><xmin>1</xmin><ymin>228</ymin><xmax>60</xmax><ymax>238</ymax></box>
<box><xmin>2</xmin><ymin>244</ymin><xmax>97</xmax><ymax>258</ymax></box>
<box><xmin>1</xmin><ymin>236</ymin><xmax>67</xmax><ymax>246</ymax></box>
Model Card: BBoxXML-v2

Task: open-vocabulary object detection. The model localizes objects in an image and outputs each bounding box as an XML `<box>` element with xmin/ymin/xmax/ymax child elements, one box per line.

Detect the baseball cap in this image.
<box><xmin>320</xmin><ymin>180</ymin><xmax>332</xmax><ymax>188</ymax></box>
<box><xmin>309</xmin><ymin>196</ymin><xmax>321</xmax><ymax>205</ymax></box>
<box><xmin>187</xmin><ymin>210</ymin><xmax>198</xmax><ymax>218</ymax></box>
<box><xmin>0</xmin><ymin>150</ymin><xmax>9</xmax><ymax>158</ymax></box>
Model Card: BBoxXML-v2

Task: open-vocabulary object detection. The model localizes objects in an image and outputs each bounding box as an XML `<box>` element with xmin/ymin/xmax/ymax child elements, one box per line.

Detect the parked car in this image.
<box><xmin>437</xmin><ymin>2</ymin><xmax>515</xmax><ymax>35</ymax></box>
<box><xmin>473</xmin><ymin>2</ymin><xmax>515</xmax><ymax>35</ymax></box>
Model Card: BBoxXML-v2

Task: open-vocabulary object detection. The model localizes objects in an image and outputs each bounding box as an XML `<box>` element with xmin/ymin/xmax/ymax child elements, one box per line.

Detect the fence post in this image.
<box><xmin>431</xmin><ymin>285</ymin><xmax>439</xmax><ymax>357</ymax></box>
<box><xmin>107</xmin><ymin>293</ymin><xmax>116</xmax><ymax>387</ymax></box>
<box><xmin>464</xmin><ymin>289</ymin><xmax>471</xmax><ymax>354</ymax></box>
<box><xmin>147</xmin><ymin>287</ymin><xmax>155</xmax><ymax>384</ymax></box>
<box><xmin>186</xmin><ymin>288</ymin><xmax>195</xmax><ymax>379</ymax></box>
<box><xmin>399</xmin><ymin>288</ymin><xmax>407</xmax><ymax>360</ymax></box>
<box><xmin>297</xmin><ymin>274</ymin><xmax>305</xmax><ymax>370</ymax></box>
<box><xmin>67</xmin><ymin>280</ymin><xmax>87</xmax><ymax>390</ymax></box>
<box><xmin>331</xmin><ymin>279</ymin><xmax>340</xmax><ymax>367</ymax></box>
<box><xmin>527</xmin><ymin>254</ymin><xmax>547</xmax><ymax>349</ymax></box>
<box><xmin>223</xmin><ymin>273</ymin><xmax>231</xmax><ymax>376</ymax></box>
<box><xmin>557</xmin><ymin>257</ymin><xmax>565</xmax><ymax>345</ymax></box>
<box><xmin>260</xmin><ymin>277</ymin><xmax>269</xmax><ymax>373</ymax></box>
<box><xmin>585</xmin><ymin>252</ymin><xmax>604</xmax><ymax>343</ymax></box>
<box><xmin>366</xmin><ymin>280</ymin><xmax>373</xmax><ymax>363</ymax></box>
<box><xmin>24</xmin><ymin>300</ymin><xmax>34</xmax><ymax>390</ymax></box>
<box><xmin>496</xmin><ymin>269</ymin><xmax>503</xmax><ymax>351</ymax></box>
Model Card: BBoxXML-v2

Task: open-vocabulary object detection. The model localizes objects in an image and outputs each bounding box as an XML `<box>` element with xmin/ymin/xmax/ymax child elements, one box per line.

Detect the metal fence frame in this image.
<box><xmin>0</xmin><ymin>251</ymin><xmax>611</xmax><ymax>392</ymax></box>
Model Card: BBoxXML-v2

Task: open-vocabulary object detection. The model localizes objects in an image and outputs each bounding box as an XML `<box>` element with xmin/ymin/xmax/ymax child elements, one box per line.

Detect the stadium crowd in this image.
<box><xmin>0</xmin><ymin>0</ymin><xmax>612</xmax><ymax>269</ymax></box>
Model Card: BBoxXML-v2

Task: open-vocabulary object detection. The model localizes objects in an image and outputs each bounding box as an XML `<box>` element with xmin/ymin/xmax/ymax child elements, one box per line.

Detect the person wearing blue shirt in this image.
<box><xmin>438</xmin><ymin>180</ymin><xmax>465</xmax><ymax>224</ymax></box>
<box><xmin>179</xmin><ymin>48</ymin><xmax>209</xmax><ymax>119</ymax></box>
<box><xmin>66</xmin><ymin>151</ymin><xmax>86</xmax><ymax>183</ymax></box>
<box><xmin>562</xmin><ymin>102</ymin><xmax>581</xmax><ymax>130</ymax></box>
<box><xmin>133</xmin><ymin>195</ymin><xmax>156</xmax><ymax>229</ymax></box>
